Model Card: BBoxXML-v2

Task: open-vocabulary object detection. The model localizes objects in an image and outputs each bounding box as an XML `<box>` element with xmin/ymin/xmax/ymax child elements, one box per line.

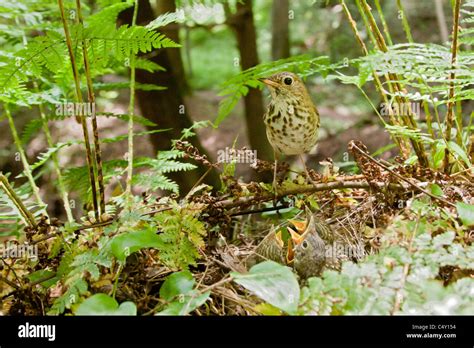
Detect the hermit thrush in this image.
<box><xmin>260</xmin><ymin>72</ymin><xmax>320</xmax><ymax>190</ymax></box>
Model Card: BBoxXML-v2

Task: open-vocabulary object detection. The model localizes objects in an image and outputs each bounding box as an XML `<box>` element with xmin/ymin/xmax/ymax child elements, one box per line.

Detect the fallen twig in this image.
<box><xmin>349</xmin><ymin>141</ymin><xmax>456</xmax><ymax>208</ymax></box>
<box><xmin>214</xmin><ymin>180</ymin><xmax>404</xmax><ymax>210</ymax></box>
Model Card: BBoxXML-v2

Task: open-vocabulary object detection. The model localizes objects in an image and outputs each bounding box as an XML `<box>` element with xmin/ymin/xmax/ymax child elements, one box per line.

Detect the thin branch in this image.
<box><xmin>0</xmin><ymin>172</ymin><xmax>37</xmax><ymax>228</ymax></box>
<box><xmin>58</xmin><ymin>0</ymin><xmax>99</xmax><ymax>220</ymax></box>
<box><xmin>374</xmin><ymin>0</ymin><xmax>393</xmax><ymax>45</ymax></box>
<box><xmin>184</xmin><ymin>166</ymin><xmax>214</xmax><ymax>200</ymax></box>
<box><xmin>341</xmin><ymin>0</ymin><xmax>408</xmax><ymax>156</ymax></box>
<box><xmin>396</xmin><ymin>0</ymin><xmax>414</xmax><ymax>43</ymax></box>
<box><xmin>214</xmin><ymin>180</ymin><xmax>403</xmax><ymax>210</ymax></box>
<box><xmin>14</xmin><ymin>15</ymin><xmax>73</xmax><ymax>222</ymax></box>
<box><xmin>75</xmin><ymin>0</ymin><xmax>106</xmax><ymax>217</ymax></box>
<box><xmin>0</xmin><ymin>275</ymin><xmax>20</xmax><ymax>290</ymax></box>
<box><xmin>125</xmin><ymin>0</ymin><xmax>139</xmax><ymax>208</ymax></box>
<box><xmin>443</xmin><ymin>0</ymin><xmax>462</xmax><ymax>173</ymax></box>
<box><xmin>0</xmin><ymin>273</ymin><xmax>57</xmax><ymax>301</ymax></box>
<box><xmin>395</xmin><ymin>0</ymin><xmax>437</xmax><ymax>157</ymax></box>
<box><xmin>198</xmin><ymin>275</ymin><xmax>233</xmax><ymax>294</ymax></box>
<box><xmin>434</xmin><ymin>0</ymin><xmax>449</xmax><ymax>43</ymax></box>
<box><xmin>349</xmin><ymin>141</ymin><xmax>456</xmax><ymax>207</ymax></box>
<box><xmin>358</xmin><ymin>0</ymin><xmax>429</xmax><ymax>167</ymax></box>
<box><xmin>230</xmin><ymin>204</ymin><xmax>289</xmax><ymax>217</ymax></box>
<box><xmin>4</xmin><ymin>105</ymin><xmax>45</xmax><ymax>212</ymax></box>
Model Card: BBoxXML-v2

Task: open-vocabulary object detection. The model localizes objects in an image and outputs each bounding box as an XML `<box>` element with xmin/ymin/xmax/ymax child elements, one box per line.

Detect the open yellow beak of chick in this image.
<box><xmin>285</xmin><ymin>217</ymin><xmax>309</xmax><ymax>264</ymax></box>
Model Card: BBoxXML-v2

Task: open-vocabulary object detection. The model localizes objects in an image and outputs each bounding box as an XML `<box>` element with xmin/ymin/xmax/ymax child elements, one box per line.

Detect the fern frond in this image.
<box><xmin>85</xmin><ymin>24</ymin><xmax>180</xmax><ymax>63</ymax></box>
<box><xmin>131</xmin><ymin>149</ymin><xmax>196</xmax><ymax>193</ymax></box>
<box><xmin>385</xmin><ymin>125</ymin><xmax>434</xmax><ymax>145</ymax></box>
<box><xmin>351</xmin><ymin>43</ymin><xmax>474</xmax><ymax>104</ymax></box>
<box><xmin>20</xmin><ymin>118</ymin><xmax>44</xmax><ymax>144</ymax></box>
<box><xmin>146</xmin><ymin>12</ymin><xmax>179</xmax><ymax>30</ymax></box>
<box><xmin>154</xmin><ymin>203</ymin><xmax>207</xmax><ymax>269</ymax></box>
<box><xmin>48</xmin><ymin>277</ymin><xmax>88</xmax><ymax>315</ymax></box>
<box><xmin>134</xmin><ymin>58</ymin><xmax>165</xmax><ymax>72</ymax></box>
<box><xmin>133</xmin><ymin>173</ymin><xmax>179</xmax><ymax>193</ymax></box>
<box><xmin>30</xmin><ymin>142</ymin><xmax>72</xmax><ymax>171</ymax></box>
<box><xmin>149</xmin><ymin>159</ymin><xmax>196</xmax><ymax>173</ymax></box>
<box><xmin>0</xmin><ymin>32</ymin><xmax>67</xmax><ymax>97</ymax></box>
<box><xmin>85</xmin><ymin>2</ymin><xmax>133</xmax><ymax>33</ymax></box>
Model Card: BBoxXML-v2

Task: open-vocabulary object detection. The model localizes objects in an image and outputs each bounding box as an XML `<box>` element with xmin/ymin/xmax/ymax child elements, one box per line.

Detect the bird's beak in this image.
<box><xmin>286</xmin><ymin>236</ymin><xmax>295</xmax><ymax>264</ymax></box>
<box><xmin>288</xmin><ymin>207</ymin><xmax>315</xmax><ymax>246</ymax></box>
<box><xmin>259</xmin><ymin>77</ymin><xmax>280</xmax><ymax>88</ymax></box>
<box><xmin>288</xmin><ymin>226</ymin><xmax>305</xmax><ymax>245</ymax></box>
<box><xmin>274</xmin><ymin>230</ymin><xmax>284</xmax><ymax>248</ymax></box>
<box><xmin>288</xmin><ymin>219</ymin><xmax>307</xmax><ymax>234</ymax></box>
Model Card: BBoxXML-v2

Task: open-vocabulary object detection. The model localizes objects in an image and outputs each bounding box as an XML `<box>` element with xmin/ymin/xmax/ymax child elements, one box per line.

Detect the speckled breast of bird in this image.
<box><xmin>264</xmin><ymin>100</ymin><xmax>319</xmax><ymax>155</ymax></box>
<box><xmin>261</xmin><ymin>72</ymin><xmax>320</xmax><ymax>156</ymax></box>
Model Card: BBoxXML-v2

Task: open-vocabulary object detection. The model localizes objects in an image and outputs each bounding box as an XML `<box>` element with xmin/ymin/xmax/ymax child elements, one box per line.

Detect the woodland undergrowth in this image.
<box><xmin>0</xmin><ymin>0</ymin><xmax>473</xmax><ymax>315</ymax></box>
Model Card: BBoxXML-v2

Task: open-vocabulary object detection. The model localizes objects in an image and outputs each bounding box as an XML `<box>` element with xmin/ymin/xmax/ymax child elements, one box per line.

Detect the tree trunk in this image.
<box><xmin>120</xmin><ymin>0</ymin><xmax>220</xmax><ymax>194</ymax></box>
<box><xmin>228</xmin><ymin>0</ymin><xmax>273</xmax><ymax>181</ymax></box>
<box><xmin>271</xmin><ymin>0</ymin><xmax>290</xmax><ymax>60</ymax></box>
<box><xmin>156</xmin><ymin>0</ymin><xmax>189</xmax><ymax>94</ymax></box>
<box><xmin>434</xmin><ymin>0</ymin><xmax>449</xmax><ymax>43</ymax></box>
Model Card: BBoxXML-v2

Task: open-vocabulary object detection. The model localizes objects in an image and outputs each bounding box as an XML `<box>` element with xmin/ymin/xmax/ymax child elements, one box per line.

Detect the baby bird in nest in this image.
<box><xmin>288</xmin><ymin>208</ymin><xmax>336</xmax><ymax>279</ymax></box>
<box><xmin>246</xmin><ymin>207</ymin><xmax>353</xmax><ymax>280</ymax></box>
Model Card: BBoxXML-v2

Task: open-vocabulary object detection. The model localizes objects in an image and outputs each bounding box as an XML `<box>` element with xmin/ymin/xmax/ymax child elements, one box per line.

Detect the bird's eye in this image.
<box><xmin>302</xmin><ymin>240</ymin><xmax>308</xmax><ymax>249</ymax></box>
<box><xmin>283</xmin><ymin>77</ymin><xmax>293</xmax><ymax>85</ymax></box>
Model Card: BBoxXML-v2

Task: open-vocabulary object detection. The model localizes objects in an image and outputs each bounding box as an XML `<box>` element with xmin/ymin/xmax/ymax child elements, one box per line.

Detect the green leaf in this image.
<box><xmin>357</xmin><ymin>61</ymin><xmax>371</xmax><ymax>87</ymax></box>
<box><xmin>75</xmin><ymin>294</ymin><xmax>136</xmax><ymax>315</ymax></box>
<box><xmin>231</xmin><ymin>261</ymin><xmax>300</xmax><ymax>314</ymax></box>
<box><xmin>48</xmin><ymin>278</ymin><xmax>88</xmax><ymax>315</ymax></box>
<box><xmin>254</xmin><ymin>303</ymin><xmax>283</xmax><ymax>315</ymax></box>
<box><xmin>447</xmin><ymin>141</ymin><xmax>471</xmax><ymax>167</ymax></box>
<box><xmin>156</xmin><ymin>291</ymin><xmax>210</xmax><ymax>315</ymax></box>
<box><xmin>110</xmin><ymin>225</ymin><xmax>162</xmax><ymax>262</ymax></box>
<box><xmin>432</xmin><ymin>141</ymin><xmax>446</xmax><ymax>169</ymax></box>
<box><xmin>159</xmin><ymin>271</ymin><xmax>194</xmax><ymax>301</ymax></box>
<box><xmin>156</xmin><ymin>271</ymin><xmax>210</xmax><ymax>315</ymax></box>
<box><xmin>432</xmin><ymin>231</ymin><xmax>455</xmax><ymax>247</ymax></box>
<box><xmin>26</xmin><ymin>270</ymin><xmax>57</xmax><ymax>288</ymax></box>
<box><xmin>429</xmin><ymin>183</ymin><xmax>444</xmax><ymax>197</ymax></box>
<box><xmin>456</xmin><ymin>202</ymin><xmax>474</xmax><ymax>226</ymax></box>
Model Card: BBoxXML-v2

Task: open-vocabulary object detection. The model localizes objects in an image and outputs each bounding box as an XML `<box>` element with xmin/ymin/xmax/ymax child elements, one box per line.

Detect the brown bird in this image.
<box><xmin>260</xmin><ymin>72</ymin><xmax>320</xmax><ymax>191</ymax></box>
<box><xmin>246</xmin><ymin>209</ymin><xmax>356</xmax><ymax>280</ymax></box>
<box><xmin>245</xmin><ymin>209</ymin><xmax>332</xmax><ymax>275</ymax></box>
<box><xmin>288</xmin><ymin>208</ymin><xmax>330</xmax><ymax>279</ymax></box>
<box><xmin>246</xmin><ymin>230</ymin><xmax>288</xmax><ymax>268</ymax></box>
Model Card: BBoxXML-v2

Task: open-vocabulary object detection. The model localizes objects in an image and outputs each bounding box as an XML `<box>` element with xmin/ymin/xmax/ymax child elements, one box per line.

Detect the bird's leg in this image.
<box><xmin>273</xmin><ymin>151</ymin><xmax>279</xmax><ymax>203</ymax></box>
<box><xmin>299</xmin><ymin>154</ymin><xmax>317</xmax><ymax>186</ymax></box>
